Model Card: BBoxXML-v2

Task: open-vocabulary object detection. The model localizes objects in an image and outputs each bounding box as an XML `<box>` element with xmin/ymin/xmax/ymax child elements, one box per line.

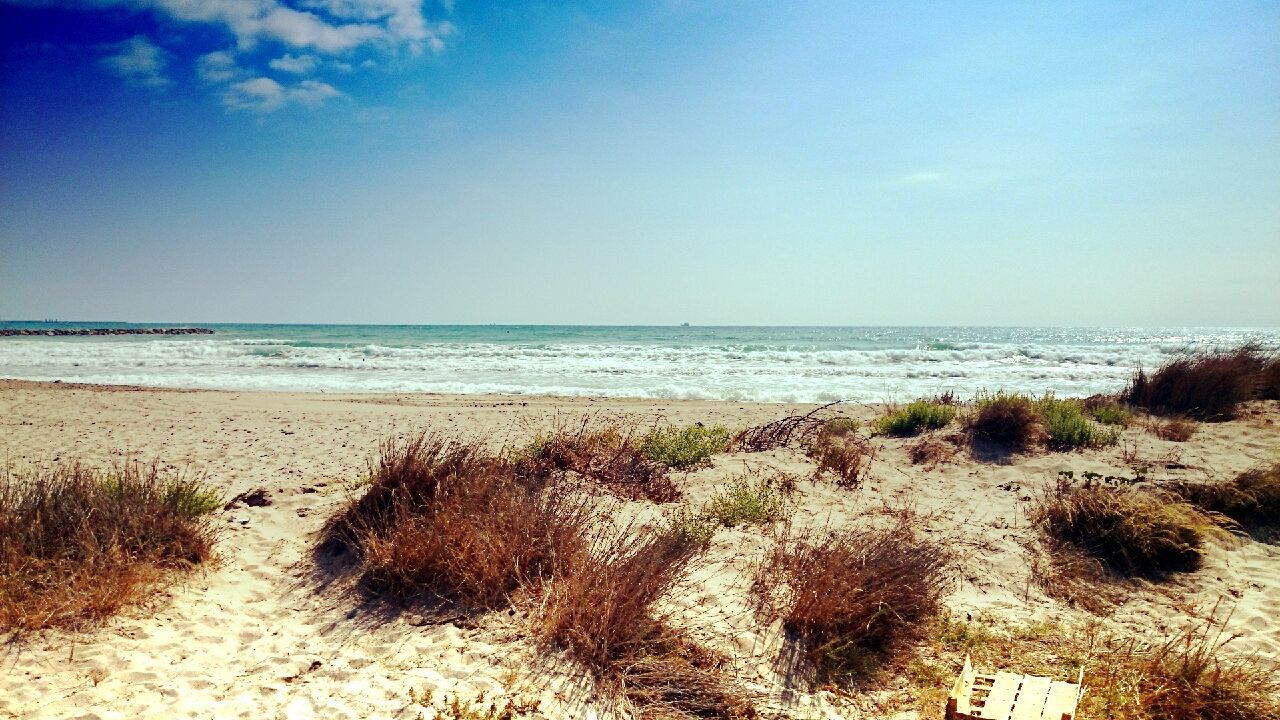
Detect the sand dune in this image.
<box><xmin>2</xmin><ymin>380</ymin><xmax>1277</xmax><ymax>719</ymax></box>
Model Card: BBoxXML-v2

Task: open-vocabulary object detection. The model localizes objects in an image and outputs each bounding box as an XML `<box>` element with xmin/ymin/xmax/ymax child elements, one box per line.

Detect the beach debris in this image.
<box><xmin>730</xmin><ymin>401</ymin><xmax>843</xmax><ymax>452</ymax></box>
<box><xmin>946</xmin><ymin>654</ymin><xmax>1083</xmax><ymax>720</ymax></box>
<box><xmin>224</xmin><ymin>488</ymin><xmax>272</xmax><ymax>509</ymax></box>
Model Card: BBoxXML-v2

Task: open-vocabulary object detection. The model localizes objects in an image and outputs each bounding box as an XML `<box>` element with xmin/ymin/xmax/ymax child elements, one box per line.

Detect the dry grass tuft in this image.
<box><xmin>1152</xmin><ymin>416</ymin><xmax>1198</xmax><ymax>442</ymax></box>
<box><xmin>965</xmin><ymin>392</ymin><xmax>1042</xmax><ymax>451</ymax></box>
<box><xmin>322</xmin><ymin>433</ymin><xmax>592</xmax><ymax>609</ymax></box>
<box><xmin>539</xmin><ymin>523</ymin><xmax>753</xmax><ymax>718</ymax></box>
<box><xmin>754</xmin><ymin>513</ymin><xmax>953</xmax><ymax>685</ymax></box>
<box><xmin>1123</xmin><ymin>345</ymin><xmax>1277</xmax><ymax>421</ymax></box>
<box><xmin>1030</xmin><ymin>478</ymin><xmax>1223</xmax><ymax>579</ymax></box>
<box><xmin>1070</xmin><ymin>609</ymin><xmax>1280</xmax><ymax>720</ymax></box>
<box><xmin>1169</xmin><ymin>464</ymin><xmax>1280</xmax><ymax>539</ymax></box>
<box><xmin>0</xmin><ymin>462</ymin><xmax>219</xmax><ymax>632</ymax></box>
<box><xmin>906</xmin><ymin>435</ymin><xmax>957</xmax><ymax>466</ymax></box>
<box><xmin>806</xmin><ymin>421</ymin><xmax>877</xmax><ymax>487</ymax></box>
<box><xmin>512</xmin><ymin>420</ymin><xmax>680</xmax><ymax>503</ymax></box>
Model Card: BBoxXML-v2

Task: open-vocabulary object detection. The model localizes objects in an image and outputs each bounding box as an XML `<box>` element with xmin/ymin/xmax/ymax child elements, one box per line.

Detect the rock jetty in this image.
<box><xmin>0</xmin><ymin>328</ymin><xmax>214</xmax><ymax>337</ymax></box>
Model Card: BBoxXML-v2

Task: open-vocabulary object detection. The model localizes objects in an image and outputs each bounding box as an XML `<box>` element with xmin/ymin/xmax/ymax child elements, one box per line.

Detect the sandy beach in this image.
<box><xmin>2</xmin><ymin>379</ymin><xmax>1278</xmax><ymax>719</ymax></box>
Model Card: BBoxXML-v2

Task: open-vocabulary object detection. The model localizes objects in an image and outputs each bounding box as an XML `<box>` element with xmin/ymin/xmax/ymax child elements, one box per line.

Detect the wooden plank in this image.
<box><xmin>1009</xmin><ymin>675</ymin><xmax>1051</xmax><ymax>720</ymax></box>
<box><xmin>977</xmin><ymin>672</ymin><xmax>1022</xmax><ymax>719</ymax></box>
<box><xmin>951</xmin><ymin>656</ymin><xmax>976</xmax><ymax>715</ymax></box>
<box><xmin>1042</xmin><ymin>681</ymin><xmax>1081</xmax><ymax>720</ymax></box>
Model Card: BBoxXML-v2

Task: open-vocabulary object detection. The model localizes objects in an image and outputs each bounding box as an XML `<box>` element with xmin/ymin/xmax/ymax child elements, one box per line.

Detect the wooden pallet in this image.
<box><xmin>945</xmin><ymin>655</ymin><xmax>1083</xmax><ymax>720</ymax></box>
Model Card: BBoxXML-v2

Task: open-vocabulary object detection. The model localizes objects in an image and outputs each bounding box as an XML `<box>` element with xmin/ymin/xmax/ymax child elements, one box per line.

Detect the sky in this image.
<box><xmin>1</xmin><ymin>1</ymin><xmax>1278</xmax><ymax>326</ymax></box>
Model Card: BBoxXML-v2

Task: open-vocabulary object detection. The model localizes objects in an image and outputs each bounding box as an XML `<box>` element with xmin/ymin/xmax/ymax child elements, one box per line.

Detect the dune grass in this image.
<box><xmin>965</xmin><ymin>392</ymin><xmax>1042</xmax><ymax>451</ymax></box>
<box><xmin>1030</xmin><ymin>478</ymin><xmax>1223</xmax><ymax>579</ymax></box>
<box><xmin>1124</xmin><ymin>345</ymin><xmax>1277</xmax><ymax>421</ymax></box>
<box><xmin>538</xmin><ymin>523</ymin><xmax>753</xmax><ymax>718</ymax></box>
<box><xmin>806</xmin><ymin>420</ymin><xmax>876</xmax><ymax>487</ymax></box>
<box><xmin>511</xmin><ymin>422</ymin><xmax>680</xmax><ymax>503</ymax></box>
<box><xmin>322</xmin><ymin>433</ymin><xmax>594</xmax><ymax>609</ymax></box>
<box><xmin>1</xmin><ymin>462</ymin><xmax>220</xmax><ymax>632</ymax></box>
<box><xmin>754</xmin><ymin>513</ymin><xmax>953</xmax><ymax>685</ymax></box>
<box><xmin>871</xmin><ymin>400</ymin><xmax>957</xmax><ymax>437</ymax></box>
<box><xmin>1170</xmin><ymin>464</ymin><xmax>1280</xmax><ymax>539</ymax></box>
<box><xmin>638</xmin><ymin>424</ymin><xmax>733</xmax><ymax>471</ymax></box>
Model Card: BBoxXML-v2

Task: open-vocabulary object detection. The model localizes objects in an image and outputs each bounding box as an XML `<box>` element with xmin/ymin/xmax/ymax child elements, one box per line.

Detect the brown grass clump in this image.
<box><xmin>322</xmin><ymin>433</ymin><xmax>592</xmax><ymax>609</ymax></box>
<box><xmin>0</xmin><ymin>462</ymin><xmax>219</xmax><ymax>632</ymax></box>
<box><xmin>806</xmin><ymin>421</ymin><xmax>876</xmax><ymax>487</ymax></box>
<box><xmin>513</xmin><ymin>422</ymin><xmax>680</xmax><ymax>503</ymax></box>
<box><xmin>1030</xmin><ymin>478</ymin><xmax>1223</xmax><ymax>579</ymax></box>
<box><xmin>1169</xmin><ymin>464</ymin><xmax>1280</xmax><ymax>539</ymax></box>
<box><xmin>1152</xmin><ymin>416</ymin><xmax>1198</xmax><ymax>442</ymax></box>
<box><xmin>539</xmin><ymin>524</ymin><xmax>753</xmax><ymax>718</ymax></box>
<box><xmin>754</xmin><ymin>513</ymin><xmax>953</xmax><ymax>685</ymax></box>
<box><xmin>965</xmin><ymin>392</ymin><xmax>1041</xmax><ymax>451</ymax></box>
<box><xmin>907</xmin><ymin>435</ymin><xmax>957</xmax><ymax>466</ymax></box>
<box><xmin>1123</xmin><ymin>345</ymin><xmax>1276</xmax><ymax>421</ymax></box>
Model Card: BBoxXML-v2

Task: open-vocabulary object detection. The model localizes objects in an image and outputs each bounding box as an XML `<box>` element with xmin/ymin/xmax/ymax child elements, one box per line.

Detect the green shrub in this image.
<box><xmin>1037</xmin><ymin>396</ymin><xmax>1121</xmax><ymax>449</ymax></box>
<box><xmin>1089</xmin><ymin>401</ymin><xmax>1133</xmax><ymax>427</ymax></box>
<box><xmin>872</xmin><ymin>401</ymin><xmax>957</xmax><ymax>437</ymax></box>
<box><xmin>639</xmin><ymin>424</ymin><xmax>732</xmax><ymax>470</ymax></box>
<box><xmin>703</xmin><ymin>476</ymin><xmax>786</xmax><ymax>528</ymax></box>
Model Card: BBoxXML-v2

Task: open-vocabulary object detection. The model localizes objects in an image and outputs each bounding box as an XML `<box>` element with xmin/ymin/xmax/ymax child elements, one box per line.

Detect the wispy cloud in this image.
<box><xmin>222</xmin><ymin>76</ymin><xmax>343</xmax><ymax>112</ymax></box>
<box><xmin>196</xmin><ymin>50</ymin><xmax>241</xmax><ymax>83</ymax></box>
<box><xmin>268</xmin><ymin>53</ymin><xmax>319</xmax><ymax>74</ymax></box>
<box><xmin>100</xmin><ymin>35</ymin><xmax>169</xmax><ymax>87</ymax></box>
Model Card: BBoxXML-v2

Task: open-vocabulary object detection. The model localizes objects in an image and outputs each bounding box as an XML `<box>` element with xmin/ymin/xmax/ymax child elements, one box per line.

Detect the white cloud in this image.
<box><xmin>268</xmin><ymin>53</ymin><xmax>319</xmax><ymax>73</ymax></box>
<box><xmin>68</xmin><ymin>1</ymin><xmax>457</xmax><ymax>109</ymax></box>
<box><xmin>196</xmin><ymin>50</ymin><xmax>241</xmax><ymax>82</ymax></box>
<box><xmin>222</xmin><ymin>75</ymin><xmax>343</xmax><ymax>112</ymax></box>
<box><xmin>101</xmin><ymin>35</ymin><xmax>169</xmax><ymax>87</ymax></box>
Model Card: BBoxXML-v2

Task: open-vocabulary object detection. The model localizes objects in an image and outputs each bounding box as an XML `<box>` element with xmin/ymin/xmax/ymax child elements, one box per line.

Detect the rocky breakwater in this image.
<box><xmin>0</xmin><ymin>328</ymin><xmax>215</xmax><ymax>336</ymax></box>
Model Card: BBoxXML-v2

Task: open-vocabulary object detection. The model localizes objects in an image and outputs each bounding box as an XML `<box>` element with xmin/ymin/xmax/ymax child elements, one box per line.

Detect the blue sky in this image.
<box><xmin>1</xmin><ymin>1</ymin><xmax>1278</xmax><ymax>325</ymax></box>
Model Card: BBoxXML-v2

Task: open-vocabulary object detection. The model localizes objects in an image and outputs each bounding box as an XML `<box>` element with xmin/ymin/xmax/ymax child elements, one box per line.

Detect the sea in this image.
<box><xmin>1</xmin><ymin>323</ymin><xmax>1277</xmax><ymax>404</ymax></box>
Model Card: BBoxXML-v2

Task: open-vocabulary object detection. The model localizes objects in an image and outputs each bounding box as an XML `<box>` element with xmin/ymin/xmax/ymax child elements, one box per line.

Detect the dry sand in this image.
<box><xmin>1</xmin><ymin>380</ymin><xmax>1277</xmax><ymax>719</ymax></box>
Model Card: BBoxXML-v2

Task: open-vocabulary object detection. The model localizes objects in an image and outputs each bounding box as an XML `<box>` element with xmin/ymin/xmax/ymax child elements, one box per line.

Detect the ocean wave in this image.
<box><xmin>2</xmin><ymin>329</ymin><xmax>1276</xmax><ymax>403</ymax></box>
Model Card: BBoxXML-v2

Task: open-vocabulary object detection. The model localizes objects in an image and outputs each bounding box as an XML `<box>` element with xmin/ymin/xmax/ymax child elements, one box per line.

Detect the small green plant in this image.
<box><xmin>1037</xmin><ymin>395</ymin><xmax>1120</xmax><ymax>449</ymax></box>
<box><xmin>703</xmin><ymin>475</ymin><xmax>786</xmax><ymax>528</ymax></box>
<box><xmin>160</xmin><ymin>478</ymin><xmax>223</xmax><ymax>518</ymax></box>
<box><xmin>872</xmin><ymin>400</ymin><xmax>957</xmax><ymax>437</ymax></box>
<box><xmin>663</xmin><ymin>505</ymin><xmax>719</xmax><ymax>547</ymax></box>
<box><xmin>639</xmin><ymin>424</ymin><xmax>733</xmax><ymax>470</ymax></box>
<box><xmin>1089</xmin><ymin>401</ymin><xmax>1133</xmax><ymax>427</ymax></box>
<box><xmin>821</xmin><ymin>417</ymin><xmax>860</xmax><ymax>436</ymax></box>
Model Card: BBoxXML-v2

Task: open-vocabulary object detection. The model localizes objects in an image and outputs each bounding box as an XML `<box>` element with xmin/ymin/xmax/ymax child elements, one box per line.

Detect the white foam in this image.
<box><xmin>1</xmin><ymin>330</ymin><xmax>1274</xmax><ymax>403</ymax></box>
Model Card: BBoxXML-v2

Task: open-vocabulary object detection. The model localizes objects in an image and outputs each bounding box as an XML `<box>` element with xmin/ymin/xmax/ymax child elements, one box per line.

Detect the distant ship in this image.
<box><xmin>680</xmin><ymin>322</ymin><xmax>690</xmax><ymax>327</ymax></box>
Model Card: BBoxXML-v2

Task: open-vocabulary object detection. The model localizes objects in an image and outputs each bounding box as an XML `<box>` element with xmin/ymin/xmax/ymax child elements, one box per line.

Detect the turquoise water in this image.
<box><xmin>1</xmin><ymin>323</ymin><xmax>1276</xmax><ymax>402</ymax></box>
